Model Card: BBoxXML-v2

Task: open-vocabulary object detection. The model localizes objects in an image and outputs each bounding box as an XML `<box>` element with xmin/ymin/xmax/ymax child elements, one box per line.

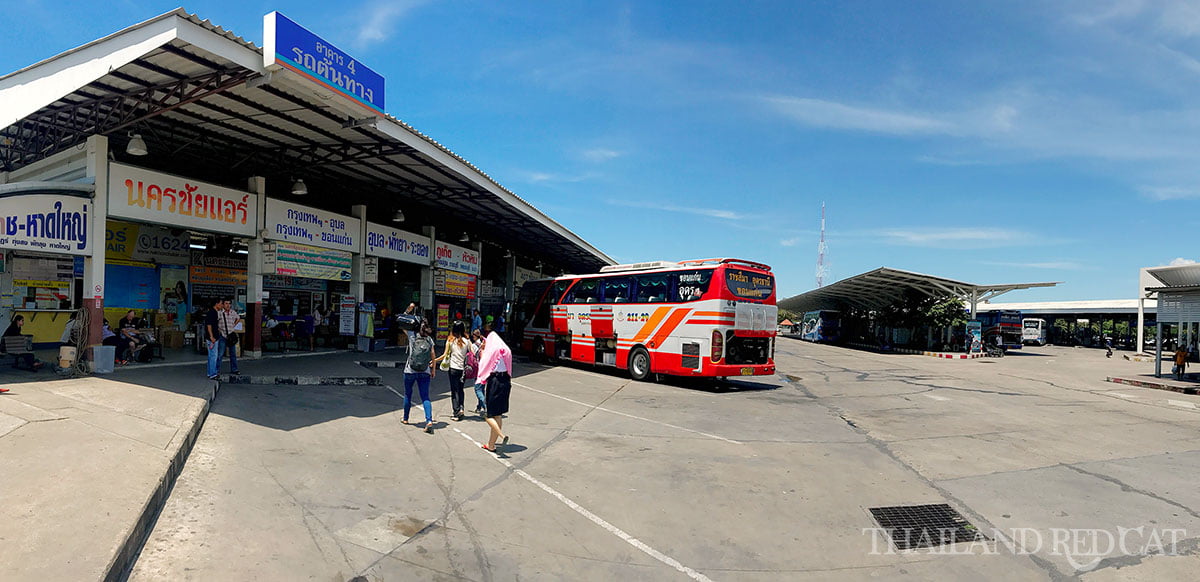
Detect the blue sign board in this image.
<box><xmin>264</xmin><ymin>12</ymin><xmax>385</xmax><ymax>113</ymax></box>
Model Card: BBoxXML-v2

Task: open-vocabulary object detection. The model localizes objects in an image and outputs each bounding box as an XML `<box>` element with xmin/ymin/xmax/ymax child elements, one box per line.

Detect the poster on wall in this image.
<box><xmin>106</xmin><ymin>220</ymin><xmax>189</xmax><ymax>265</ymax></box>
<box><xmin>435</xmin><ymin>270</ymin><xmax>477</xmax><ymax>299</ymax></box>
<box><xmin>436</xmin><ymin>304</ymin><xmax>449</xmax><ymax>342</ymax></box>
<box><xmin>190</xmin><ymin>265</ymin><xmax>247</xmax><ymax>313</ymax></box>
<box><xmin>104</xmin><ymin>263</ymin><xmax>158</xmax><ymax>310</ymax></box>
<box><xmin>160</xmin><ymin>265</ymin><xmax>189</xmax><ymax>326</ymax></box>
<box><xmin>339</xmin><ymin>295</ymin><xmax>356</xmax><ymax>336</ymax></box>
<box><xmin>268</xmin><ymin>241</ymin><xmax>352</xmax><ymax>281</ymax></box>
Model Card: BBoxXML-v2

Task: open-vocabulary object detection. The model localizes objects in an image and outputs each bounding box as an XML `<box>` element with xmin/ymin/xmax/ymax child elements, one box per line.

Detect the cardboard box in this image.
<box><xmin>161</xmin><ymin>329</ymin><xmax>185</xmax><ymax>349</ymax></box>
<box><xmin>154</xmin><ymin>312</ymin><xmax>170</xmax><ymax>327</ymax></box>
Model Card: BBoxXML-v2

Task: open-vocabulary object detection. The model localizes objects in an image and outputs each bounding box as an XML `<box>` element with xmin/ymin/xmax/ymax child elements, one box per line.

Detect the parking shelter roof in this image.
<box><xmin>0</xmin><ymin>9</ymin><xmax>613</xmax><ymax>273</ymax></box>
<box><xmin>778</xmin><ymin>267</ymin><xmax>1060</xmax><ymax>313</ymax></box>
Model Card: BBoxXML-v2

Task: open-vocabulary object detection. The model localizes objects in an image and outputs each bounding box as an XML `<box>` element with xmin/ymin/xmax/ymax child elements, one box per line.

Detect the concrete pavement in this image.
<box><xmin>0</xmin><ymin>348</ymin><xmax>389</xmax><ymax>581</ymax></box>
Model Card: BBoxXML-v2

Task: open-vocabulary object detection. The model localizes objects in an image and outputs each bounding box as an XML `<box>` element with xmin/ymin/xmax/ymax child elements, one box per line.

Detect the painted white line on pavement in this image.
<box><xmin>452</xmin><ymin>428</ymin><xmax>714</xmax><ymax>582</ymax></box>
<box><xmin>512</xmin><ymin>381</ymin><xmax>741</xmax><ymax>445</ymax></box>
<box><xmin>1167</xmin><ymin>399</ymin><xmax>1197</xmax><ymax>409</ymax></box>
<box><xmin>385</xmin><ymin>385</ymin><xmax>404</xmax><ymax>400</ymax></box>
<box><xmin>923</xmin><ymin>393</ymin><xmax>949</xmax><ymax>401</ymax></box>
<box><xmin>1104</xmin><ymin>392</ymin><xmax>1138</xmax><ymax>399</ymax></box>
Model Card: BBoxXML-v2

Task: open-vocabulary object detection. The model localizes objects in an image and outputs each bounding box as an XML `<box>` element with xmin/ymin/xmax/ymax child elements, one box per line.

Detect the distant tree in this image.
<box><xmin>778</xmin><ymin>309</ymin><xmax>799</xmax><ymax>324</ymax></box>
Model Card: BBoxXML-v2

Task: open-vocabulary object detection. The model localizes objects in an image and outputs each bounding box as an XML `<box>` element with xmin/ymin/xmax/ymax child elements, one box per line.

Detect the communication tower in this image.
<box><xmin>816</xmin><ymin>203</ymin><xmax>829</xmax><ymax>288</ymax></box>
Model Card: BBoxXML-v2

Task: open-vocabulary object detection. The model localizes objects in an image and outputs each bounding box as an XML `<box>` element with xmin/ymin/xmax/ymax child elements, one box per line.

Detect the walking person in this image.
<box><xmin>1174</xmin><ymin>344</ymin><xmax>1189</xmax><ymax>381</ymax></box>
<box><xmin>402</xmin><ymin>319</ymin><xmax>437</xmax><ymax>433</ymax></box>
<box><xmin>433</xmin><ymin>321</ymin><xmax>476</xmax><ymax>420</ymax></box>
<box><xmin>204</xmin><ymin>299</ymin><xmax>229</xmax><ymax>379</ymax></box>
<box><xmin>476</xmin><ymin>329</ymin><xmax>513</xmax><ymax>453</ymax></box>
<box><xmin>470</xmin><ymin>328</ymin><xmax>486</xmax><ymax>414</ymax></box>
<box><xmin>1105</xmin><ymin>337</ymin><xmax>1114</xmax><ymax>358</ymax></box>
<box><xmin>471</xmin><ymin>309</ymin><xmax>483</xmax><ymax>335</ymax></box>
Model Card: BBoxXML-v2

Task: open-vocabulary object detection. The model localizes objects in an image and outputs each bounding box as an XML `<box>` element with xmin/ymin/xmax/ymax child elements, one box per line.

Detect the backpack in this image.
<box><xmin>408</xmin><ymin>336</ymin><xmax>433</xmax><ymax>371</ymax></box>
<box><xmin>463</xmin><ymin>346</ymin><xmax>478</xmax><ymax>380</ymax></box>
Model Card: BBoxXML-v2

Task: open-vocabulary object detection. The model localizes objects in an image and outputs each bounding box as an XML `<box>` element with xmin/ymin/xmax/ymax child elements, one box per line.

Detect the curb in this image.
<box><xmin>104</xmin><ymin>379</ymin><xmax>219</xmax><ymax>582</ymax></box>
<box><xmin>1106</xmin><ymin>376</ymin><xmax>1199</xmax><ymax>396</ymax></box>
<box><xmin>217</xmin><ymin>375</ymin><xmax>381</xmax><ymax>385</ymax></box>
<box><xmin>846</xmin><ymin>342</ymin><xmax>986</xmax><ymax>359</ymax></box>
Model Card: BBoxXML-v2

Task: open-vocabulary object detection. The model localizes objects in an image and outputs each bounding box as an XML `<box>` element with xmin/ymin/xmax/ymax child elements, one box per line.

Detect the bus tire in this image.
<box><xmin>628</xmin><ymin>347</ymin><xmax>652</xmax><ymax>381</ymax></box>
<box><xmin>533</xmin><ymin>339</ymin><xmax>550</xmax><ymax>363</ymax></box>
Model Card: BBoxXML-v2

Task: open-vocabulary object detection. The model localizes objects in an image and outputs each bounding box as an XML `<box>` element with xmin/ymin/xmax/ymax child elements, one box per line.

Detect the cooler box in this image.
<box><xmin>58</xmin><ymin>346</ymin><xmax>77</xmax><ymax>368</ymax></box>
<box><xmin>92</xmin><ymin>345</ymin><xmax>115</xmax><ymax>374</ymax></box>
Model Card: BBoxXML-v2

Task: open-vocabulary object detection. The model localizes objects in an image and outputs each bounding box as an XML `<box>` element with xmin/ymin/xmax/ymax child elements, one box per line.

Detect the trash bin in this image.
<box><xmin>92</xmin><ymin>345</ymin><xmax>115</xmax><ymax>374</ymax></box>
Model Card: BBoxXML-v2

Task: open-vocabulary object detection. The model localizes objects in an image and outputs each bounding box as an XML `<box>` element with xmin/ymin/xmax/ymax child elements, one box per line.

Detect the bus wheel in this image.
<box><xmin>628</xmin><ymin>347</ymin><xmax>652</xmax><ymax>381</ymax></box>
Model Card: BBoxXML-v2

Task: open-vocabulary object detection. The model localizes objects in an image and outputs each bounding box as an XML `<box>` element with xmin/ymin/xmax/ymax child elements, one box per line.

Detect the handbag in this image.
<box><xmin>225</xmin><ymin>332</ymin><xmax>240</xmax><ymax>346</ymax></box>
<box><xmin>463</xmin><ymin>348</ymin><xmax>478</xmax><ymax>380</ymax></box>
<box><xmin>440</xmin><ymin>356</ymin><xmax>451</xmax><ymax>371</ymax></box>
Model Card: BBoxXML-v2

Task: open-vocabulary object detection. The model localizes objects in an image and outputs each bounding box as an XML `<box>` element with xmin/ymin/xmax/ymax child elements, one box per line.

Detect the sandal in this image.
<box><xmin>481</xmin><ymin>444</ymin><xmax>496</xmax><ymax>452</ymax></box>
<box><xmin>401</xmin><ymin>419</ymin><xmax>410</xmax><ymax>425</ymax></box>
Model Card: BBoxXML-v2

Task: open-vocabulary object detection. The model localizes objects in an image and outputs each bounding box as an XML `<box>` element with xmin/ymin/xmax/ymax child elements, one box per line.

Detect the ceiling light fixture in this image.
<box><xmin>459</xmin><ymin>232</ymin><xmax>470</xmax><ymax>243</ymax></box>
<box><xmin>392</xmin><ymin>209</ymin><xmax>405</xmax><ymax>222</ymax></box>
<box><xmin>126</xmin><ymin>133</ymin><xmax>148</xmax><ymax>156</ymax></box>
<box><xmin>291</xmin><ymin>178</ymin><xmax>307</xmax><ymax>195</ymax></box>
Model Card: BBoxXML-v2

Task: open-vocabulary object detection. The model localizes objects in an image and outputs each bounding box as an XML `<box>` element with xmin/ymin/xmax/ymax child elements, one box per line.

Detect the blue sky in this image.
<box><xmin>4</xmin><ymin>1</ymin><xmax>1198</xmax><ymax>301</ymax></box>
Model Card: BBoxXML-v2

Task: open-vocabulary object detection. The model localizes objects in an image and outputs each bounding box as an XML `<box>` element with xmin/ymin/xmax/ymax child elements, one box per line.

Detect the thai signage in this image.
<box><xmin>108</xmin><ymin>163</ymin><xmax>258</xmax><ymax>237</ymax></box>
<box><xmin>514</xmin><ymin>266</ymin><xmax>541</xmax><ymax>289</ymax></box>
<box><xmin>106</xmin><ymin>220</ymin><xmax>189</xmax><ymax>265</ymax></box>
<box><xmin>0</xmin><ymin>194</ymin><xmax>92</xmax><ymax>255</ymax></box>
<box><xmin>435</xmin><ymin>269</ymin><xmax>476</xmax><ymax>299</ymax></box>
<box><xmin>264</xmin><ymin>199</ymin><xmax>359</xmax><ymax>254</ymax></box>
<box><xmin>267</xmin><ymin>241</ymin><xmax>352</xmax><ymax>281</ymax></box>
<box><xmin>264</xmin><ymin>12</ymin><xmax>385</xmax><ymax>113</ymax></box>
<box><xmin>364</xmin><ymin>222</ymin><xmax>430</xmax><ymax>265</ymax></box>
<box><xmin>435</xmin><ymin>240</ymin><xmax>480</xmax><ymax>276</ymax></box>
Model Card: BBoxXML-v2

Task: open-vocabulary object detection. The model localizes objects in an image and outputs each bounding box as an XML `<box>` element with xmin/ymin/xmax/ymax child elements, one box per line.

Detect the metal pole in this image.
<box><xmin>1156</xmin><ymin>321</ymin><xmax>1163</xmax><ymax>377</ymax></box>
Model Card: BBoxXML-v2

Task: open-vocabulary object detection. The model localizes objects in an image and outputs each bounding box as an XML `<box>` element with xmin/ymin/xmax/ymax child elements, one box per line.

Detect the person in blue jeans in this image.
<box><xmin>402</xmin><ymin>320</ymin><xmax>437</xmax><ymax>433</ymax></box>
<box><xmin>204</xmin><ymin>299</ymin><xmax>224</xmax><ymax>379</ymax></box>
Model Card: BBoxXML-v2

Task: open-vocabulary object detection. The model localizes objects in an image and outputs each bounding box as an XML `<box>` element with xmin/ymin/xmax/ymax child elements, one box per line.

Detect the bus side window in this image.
<box><xmin>566</xmin><ymin>279</ymin><xmax>600</xmax><ymax>304</ymax></box>
<box><xmin>634</xmin><ymin>274</ymin><xmax>668</xmax><ymax>303</ymax></box>
<box><xmin>602</xmin><ymin>277</ymin><xmax>631</xmax><ymax>303</ymax></box>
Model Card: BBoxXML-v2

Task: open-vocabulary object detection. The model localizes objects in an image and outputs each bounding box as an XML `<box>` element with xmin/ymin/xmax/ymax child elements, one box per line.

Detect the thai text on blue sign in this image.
<box><xmin>264</xmin><ymin>199</ymin><xmax>360</xmax><ymax>254</ymax></box>
<box><xmin>365</xmin><ymin>222</ymin><xmax>430</xmax><ymax>265</ymax></box>
<box><xmin>0</xmin><ymin>194</ymin><xmax>91</xmax><ymax>256</ymax></box>
<box><xmin>264</xmin><ymin>12</ymin><xmax>385</xmax><ymax>113</ymax></box>
<box><xmin>435</xmin><ymin>240</ymin><xmax>480</xmax><ymax>276</ymax></box>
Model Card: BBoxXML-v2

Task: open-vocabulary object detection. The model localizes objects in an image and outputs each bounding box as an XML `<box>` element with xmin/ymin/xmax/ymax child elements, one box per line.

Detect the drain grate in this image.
<box><xmin>868</xmin><ymin>503</ymin><xmax>985</xmax><ymax>550</ymax></box>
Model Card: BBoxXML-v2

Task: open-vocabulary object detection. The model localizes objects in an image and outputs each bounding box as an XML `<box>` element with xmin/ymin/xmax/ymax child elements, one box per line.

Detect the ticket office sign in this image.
<box><xmin>0</xmin><ymin>194</ymin><xmax>92</xmax><ymax>255</ymax></box>
<box><xmin>364</xmin><ymin>222</ymin><xmax>430</xmax><ymax>265</ymax></box>
<box><xmin>264</xmin><ymin>199</ymin><xmax>360</xmax><ymax>254</ymax></box>
<box><xmin>108</xmin><ymin>163</ymin><xmax>258</xmax><ymax>237</ymax></box>
<box><xmin>434</xmin><ymin>241</ymin><xmax>480</xmax><ymax>276</ymax></box>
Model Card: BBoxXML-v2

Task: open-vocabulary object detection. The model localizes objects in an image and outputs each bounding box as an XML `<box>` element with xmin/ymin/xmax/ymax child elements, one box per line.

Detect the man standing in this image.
<box><xmin>471</xmin><ymin>309</ymin><xmax>483</xmax><ymax>335</ymax></box>
<box><xmin>205</xmin><ymin>299</ymin><xmax>223</xmax><ymax>380</ymax></box>
<box><xmin>219</xmin><ymin>299</ymin><xmax>242</xmax><ymax>376</ymax></box>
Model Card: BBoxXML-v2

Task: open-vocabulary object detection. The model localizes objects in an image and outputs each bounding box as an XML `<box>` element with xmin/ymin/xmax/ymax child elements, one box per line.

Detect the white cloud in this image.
<box><xmin>1169</xmin><ymin>257</ymin><xmax>1198</xmax><ymax>266</ymax></box>
<box><xmin>877</xmin><ymin>227</ymin><xmax>1034</xmax><ymax>248</ymax></box>
<box><xmin>580</xmin><ymin>148</ymin><xmax>623</xmax><ymax>162</ymax></box>
<box><xmin>780</xmin><ymin>237</ymin><xmax>801</xmax><ymax>247</ymax></box>
<box><xmin>606</xmin><ymin>199</ymin><xmax>744</xmax><ymax>220</ymax></box>
<box><xmin>518</xmin><ymin>170</ymin><xmax>597</xmax><ymax>184</ymax></box>
<box><xmin>1140</xmin><ymin>185</ymin><xmax>1200</xmax><ymax>200</ymax></box>
<box><xmin>760</xmin><ymin>96</ymin><xmax>953</xmax><ymax>135</ymax></box>
<box><xmin>352</xmin><ymin>1</ymin><xmax>429</xmax><ymax>49</ymax></box>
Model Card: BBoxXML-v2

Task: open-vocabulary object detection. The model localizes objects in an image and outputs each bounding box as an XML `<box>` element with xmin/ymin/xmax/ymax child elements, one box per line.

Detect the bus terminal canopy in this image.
<box><xmin>778</xmin><ymin>267</ymin><xmax>1060</xmax><ymax>314</ymax></box>
<box><xmin>0</xmin><ymin>9</ymin><xmax>612</xmax><ymax>273</ymax></box>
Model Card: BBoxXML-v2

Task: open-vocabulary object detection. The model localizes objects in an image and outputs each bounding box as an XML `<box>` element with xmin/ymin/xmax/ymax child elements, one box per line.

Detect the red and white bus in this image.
<box><xmin>511</xmin><ymin>259</ymin><xmax>777</xmax><ymax>381</ymax></box>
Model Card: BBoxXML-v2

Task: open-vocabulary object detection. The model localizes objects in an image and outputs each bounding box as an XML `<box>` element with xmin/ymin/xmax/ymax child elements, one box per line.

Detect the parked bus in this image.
<box><xmin>801</xmin><ymin>310</ymin><xmax>840</xmax><ymax>343</ymax></box>
<box><xmin>513</xmin><ymin>259</ymin><xmax>777</xmax><ymax>380</ymax></box>
<box><xmin>1022</xmin><ymin>318</ymin><xmax>1047</xmax><ymax>346</ymax></box>
<box><xmin>975</xmin><ymin>310</ymin><xmax>1023</xmax><ymax>351</ymax></box>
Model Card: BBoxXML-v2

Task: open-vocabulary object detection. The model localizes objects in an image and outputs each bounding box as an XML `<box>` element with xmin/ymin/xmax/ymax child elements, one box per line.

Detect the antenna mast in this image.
<box><xmin>816</xmin><ymin>202</ymin><xmax>829</xmax><ymax>288</ymax></box>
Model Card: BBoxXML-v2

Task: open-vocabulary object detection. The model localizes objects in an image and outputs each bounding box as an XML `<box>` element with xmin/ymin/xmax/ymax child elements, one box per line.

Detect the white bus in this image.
<box><xmin>1022</xmin><ymin>318</ymin><xmax>1047</xmax><ymax>346</ymax></box>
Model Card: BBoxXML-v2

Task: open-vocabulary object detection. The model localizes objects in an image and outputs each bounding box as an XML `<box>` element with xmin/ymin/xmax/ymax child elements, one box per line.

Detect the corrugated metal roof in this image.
<box><xmin>979</xmin><ymin>299</ymin><xmax>1156</xmax><ymax>315</ymax></box>
<box><xmin>1146</xmin><ymin>264</ymin><xmax>1200</xmax><ymax>288</ymax></box>
<box><xmin>778</xmin><ymin>267</ymin><xmax>1059</xmax><ymax>313</ymax></box>
<box><xmin>0</xmin><ymin>9</ymin><xmax>613</xmax><ymax>272</ymax></box>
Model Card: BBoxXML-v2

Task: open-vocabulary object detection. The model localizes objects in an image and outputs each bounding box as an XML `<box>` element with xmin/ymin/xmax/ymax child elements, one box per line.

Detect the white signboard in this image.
<box><xmin>515</xmin><ymin>266</ymin><xmax>542</xmax><ymax>289</ymax></box>
<box><xmin>265</xmin><ymin>199</ymin><xmax>360</xmax><ymax>253</ymax></box>
<box><xmin>435</xmin><ymin>240</ymin><xmax>480</xmax><ymax>276</ymax></box>
<box><xmin>0</xmin><ymin>194</ymin><xmax>93</xmax><ymax>255</ymax></box>
<box><xmin>108</xmin><ymin>163</ymin><xmax>258</xmax><ymax>237</ymax></box>
<box><xmin>364</xmin><ymin>222</ymin><xmax>431</xmax><ymax>265</ymax></box>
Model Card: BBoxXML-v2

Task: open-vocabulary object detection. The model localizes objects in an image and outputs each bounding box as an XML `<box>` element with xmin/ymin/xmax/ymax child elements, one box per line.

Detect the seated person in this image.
<box><xmin>3</xmin><ymin>315</ymin><xmax>43</xmax><ymax>370</ymax></box>
<box><xmin>100</xmin><ymin>320</ymin><xmax>129</xmax><ymax>364</ymax></box>
<box><xmin>60</xmin><ymin>311</ymin><xmax>79</xmax><ymax>347</ymax></box>
<box><xmin>118</xmin><ymin>310</ymin><xmax>147</xmax><ymax>361</ymax></box>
